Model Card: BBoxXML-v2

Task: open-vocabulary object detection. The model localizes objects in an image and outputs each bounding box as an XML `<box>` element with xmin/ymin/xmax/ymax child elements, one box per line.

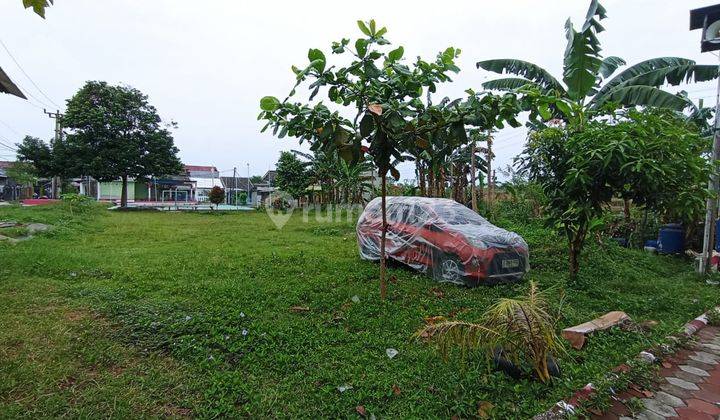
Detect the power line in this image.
<box><xmin>2</xmin><ymin>72</ymin><xmax>52</xmax><ymax>109</ymax></box>
<box><xmin>0</xmin><ymin>142</ymin><xmax>17</xmax><ymax>153</ymax></box>
<box><xmin>0</xmin><ymin>132</ymin><xmax>18</xmax><ymax>152</ymax></box>
<box><xmin>0</xmin><ymin>36</ymin><xmax>62</xmax><ymax>109</ymax></box>
<box><xmin>0</xmin><ymin>118</ymin><xmax>22</xmax><ymax>137</ymax></box>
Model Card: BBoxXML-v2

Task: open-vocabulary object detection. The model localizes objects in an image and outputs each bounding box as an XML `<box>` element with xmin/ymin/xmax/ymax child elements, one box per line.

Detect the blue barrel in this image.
<box><xmin>644</xmin><ymin>240</ymin><xmax>658</xmax><ymax>248</ymax></box>
<box><xmin>657</xmin><ymin>224</ymin><xmax>684</xmax><ymax>255</ymax></box>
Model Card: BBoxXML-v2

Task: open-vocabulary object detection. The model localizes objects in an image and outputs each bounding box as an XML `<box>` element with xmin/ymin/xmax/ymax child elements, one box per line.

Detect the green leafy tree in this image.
<box><xmin>291</xmin><ymin>150</ymin><xmax>341</xmax><ymax>204</ymax></box>
<box><xmin>5</xmin><ymin>161</ymin><xmax>37</xmax><ymax>188</ymax></box>
<box><xmin>15</xmin><ymin>136</ymin><xmax>55</xmax><ymax>178</ymax></box>
<box><xmin>250</xmin><ymin>175</ymin><xmax>263</xmax><ymax>184</ymax></box>
<box><xmin>477</xmin><ymin>0</ymin><xmax>718</xmax><ymax>124</ymax></box>
<box><xmin>274</xmin><ymin>151</ymin><xmax>310</xmax><ymax>200</ymax></box>
<box><xmin>61</xmin><ymin>81</ymin><xmax>183</xmax><ymax>208</ymax></box>
<box><xmin>259</xmin><ymin>21</ymin><xmax>522</xmax><ymax>298</ymax></box>
<box><xmin>208</xmin><ymin>186</ymin><xmax>225</xmax><ymax>209</ymax></box>
<box><xmin>519</xmin><ymin>109</ymin><xmax>711</xmax><ymax>278</ymax></box>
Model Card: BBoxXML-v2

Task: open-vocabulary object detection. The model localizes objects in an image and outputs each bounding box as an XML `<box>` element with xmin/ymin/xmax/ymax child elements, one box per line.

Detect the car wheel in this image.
<box><xmin>432</xmin><ymin>251</ymin><xmax>464</xmax><ymax>283</ymax></box>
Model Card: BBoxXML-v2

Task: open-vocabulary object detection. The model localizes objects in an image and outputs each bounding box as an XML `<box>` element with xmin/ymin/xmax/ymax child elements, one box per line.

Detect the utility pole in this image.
<box><xmin>470</xmin><ymin>138</ymin><xmax>478</xmax><ymax>212</ymax></box>
<box><xmin>233</xmin><ymin>167</ymin><xmax>238</xmax><ymax>207</ymax></box>
<box><xmin>700</xmin><ymin>54</ymin><xmax>720</xmax><ymax>274</ymax></box>
<box><xmin>486</xmin><ymin>132</ymin><xmax>494</xmax><ymax>207</ymax></box>
<box><xmin>44</xmin><ymin>109</ymin><xmax>63</xmax><ymax>199</ymax></box>
<box><xmin>246</xmin><ymin>163</ymin><xmax>250</xmax><ymax>206</ymax></box>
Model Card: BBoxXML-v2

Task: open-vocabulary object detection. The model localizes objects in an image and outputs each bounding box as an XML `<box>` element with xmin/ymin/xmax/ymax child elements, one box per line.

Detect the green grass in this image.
<box><xmin>0</xmin><ymin>226</ymin><xmax>29</xmax><ymax>238</ymax></box>
<box><xmin>0</xmin><ymin>203</ymin><xmax>717</xmax><ymax>418</ymax></box>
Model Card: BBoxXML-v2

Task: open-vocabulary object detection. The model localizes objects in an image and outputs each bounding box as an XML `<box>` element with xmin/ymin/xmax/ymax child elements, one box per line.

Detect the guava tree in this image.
<box><xmin>259</xmin><ymin>21</ymin><xmax>521</xmax><ymax>298</ymax></box>
<box><xmin>478</xmin><ymin>0</ymin><xmax>718</xmax><ymax>125</ymax></box>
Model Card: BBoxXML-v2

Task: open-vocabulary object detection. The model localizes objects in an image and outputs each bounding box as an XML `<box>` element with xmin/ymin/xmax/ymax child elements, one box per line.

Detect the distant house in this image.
<box><xmin>0</xmin><ymin>161</ymin><xmax>18</xmax><ymax>201</ymax></box>
<box><xmin>220</xmin><ymin>176</ymin><xmax>253</xmax><ymax>205</ymax></box>
<box><xmin>252</xmin><ymin>170</ymin><xmax>277</xmax><ymax>207</ymax></box>
<box><xmin>148</xmin><ymin>175</ymin><xmax>195</xmax><ymax>202</ymax></box>
<box><xmin>185</xmin><ymin>164</ymin><xmax>223</xmax><ymax>202</ymax></box>
<box><xmin>185</xmin><ymin>165</ymin><xmax>219</xmax><ymax>178</ymax></box>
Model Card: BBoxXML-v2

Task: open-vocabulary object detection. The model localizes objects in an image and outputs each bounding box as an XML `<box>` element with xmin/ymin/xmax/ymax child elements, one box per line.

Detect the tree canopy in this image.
<box><xmin>61</xmin><ymin>81</ymin><xmax>183</xmax><ymax>207</ymax></box>
<box><xmin>274</xmin><ymin>151</ymin><xmax>311</xmax><ymax>200</ymax></box>
<box><xmin>519</xmin><ymin>109</ymin><xmax>711</xmax><ymax>277</ymax></box>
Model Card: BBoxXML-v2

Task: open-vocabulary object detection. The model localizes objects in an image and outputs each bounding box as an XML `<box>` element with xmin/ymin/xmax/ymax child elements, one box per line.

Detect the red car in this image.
<box><xmin>356</xmin><ymin>197</ymin><xmax>529</xmax><ymax>286</ymax></box>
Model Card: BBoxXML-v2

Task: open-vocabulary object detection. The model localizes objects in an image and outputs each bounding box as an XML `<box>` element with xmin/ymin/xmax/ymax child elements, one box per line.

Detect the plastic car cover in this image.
<box><xmin>356</xmin><ymin>196</ymin><xmax>529</xmax><ymax>286</ymax></box>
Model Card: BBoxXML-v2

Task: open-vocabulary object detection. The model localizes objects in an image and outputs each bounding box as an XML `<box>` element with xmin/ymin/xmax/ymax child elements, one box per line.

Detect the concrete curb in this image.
<box><xmin>533</xmin><ymin>307</ymin><xmax>718</xmax><ymax>420</ymax></box>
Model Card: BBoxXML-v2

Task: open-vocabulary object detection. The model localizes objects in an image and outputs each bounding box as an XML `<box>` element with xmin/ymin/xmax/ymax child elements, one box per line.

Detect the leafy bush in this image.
<box><xmin>208</xmin><ymin>186</ymin><xmax>225</xmax><ymax>208</ymax></box>
<box><xmin>707</xmin><ymin>308</ymin><xmax>720</xmax><ymax>326</ymax></box>
<box><xmin>61</xmin><ymin>193</ymin><xmax>94</xmax><ymax>214</ymax></box>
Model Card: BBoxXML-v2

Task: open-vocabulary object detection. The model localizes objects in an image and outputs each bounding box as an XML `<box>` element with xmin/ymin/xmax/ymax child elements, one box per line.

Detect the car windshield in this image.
<box><xmin>433</xmin><ymin>202</ymin><xmax>489</xmax><ymax>226</ymax></box>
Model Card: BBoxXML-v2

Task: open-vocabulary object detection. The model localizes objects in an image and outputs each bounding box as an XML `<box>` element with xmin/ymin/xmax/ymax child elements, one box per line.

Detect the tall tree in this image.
<box><xmin>477</xmin><ymin>0</ymin><xmax>718</xmax><ymax>124</ymax></box>
<box><xmin>62</xmin><ymin>81</ymin><xmax>183</xmax><ymax>208</ymax></box>
<box><xmin>275</xmin><ymin>151</ymin><xmax>311</xmax><ymax>201</ymax></box>
<box><xmin>15</xmin><ymin>136</ymin><xmax>55</xmax><ymax>178</ymax></box>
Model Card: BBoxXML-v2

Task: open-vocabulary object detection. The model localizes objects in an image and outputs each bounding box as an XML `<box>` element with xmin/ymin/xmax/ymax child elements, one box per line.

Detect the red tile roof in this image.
<box><xmin>0</xmin><ymin>161</ymin><xmax>15</xmax><ymax>169</ymax></box>
<box><xmin>184</xmin><ymin>165</ymin><xmax>218</xmax><ymax>173</ymax></box>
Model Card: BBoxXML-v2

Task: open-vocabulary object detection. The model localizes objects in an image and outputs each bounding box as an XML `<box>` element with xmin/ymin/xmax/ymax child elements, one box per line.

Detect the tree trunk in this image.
<box><xmin>486</xmin><ymin>134</ymin><xmax>493</xmax><ymax>207</ymax></box>
<box><xmin>417</xmin><ymin>162</ymin><xmax>426</xmax><ymax>197</ymax></box>
<box><xmin>120</xmin><ymin>174</ymin><xmax>128</xmax><ymax>208</ymax></box>
<box><xmin>471</xmin><ymin>142</ymin><xmax>478</xmax><ymax>212</ymax></box>
<box><xmin>427</xmin><ymin>170</ymin><xmax>435</xmax><ymax>198</ymax></box>
<box><xmin>568</xmin><ymin>230</ymin><xmax>586</xmax><ymax>279</ymax></box>
<box><xmin>569</xmin><ymin>245</ymin><xmax>580</xmax><ymax>279</ymax></box>
<box><xmin>623</xmin><ymin>198</ymin><xmax>631</xmax><ymax>222</ymax></box>
<box><xmin>380</xmin><ymin>172</ymin><xmax>388</xmax><ymax>300</ymax></box>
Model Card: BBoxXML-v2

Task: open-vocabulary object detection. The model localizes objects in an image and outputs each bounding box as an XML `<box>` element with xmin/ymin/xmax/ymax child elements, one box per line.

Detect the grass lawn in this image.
<box><xmin>0</xmin><ymin>203</ymin><xmax>717</xmax><ymax>418</ymax></box>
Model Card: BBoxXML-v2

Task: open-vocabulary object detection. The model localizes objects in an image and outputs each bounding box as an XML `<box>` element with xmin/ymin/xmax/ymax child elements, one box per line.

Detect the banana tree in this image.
<box><xmin>333</xmin><ymin>159</ymin><xmax>374</xmax><ymax>204</ymax></box>
<box><xmin>291</xmin><ymin>150</ymin><xmax>339</xmax><ymax>204</ymax></box>
<box><xmin>477</xmin><ymin>0</ymin><xmax>718</xmax><ymax>125</ymax></box>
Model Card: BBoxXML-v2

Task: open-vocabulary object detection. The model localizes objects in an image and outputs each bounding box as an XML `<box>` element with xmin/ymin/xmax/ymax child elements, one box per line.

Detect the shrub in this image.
<box><xmin>61</xmin><ymin>193</ymin><xmax>93</xmax><ymax>215</ymax></box>
<box><xmin>208</xmin><ymin>186</ymin><xmax>225</xmax><ymax>208</ymax></box>
<box><xmin>707</xmin><ymin>308</ymin><xmax>720</xmax><ymax>326</ymax></box>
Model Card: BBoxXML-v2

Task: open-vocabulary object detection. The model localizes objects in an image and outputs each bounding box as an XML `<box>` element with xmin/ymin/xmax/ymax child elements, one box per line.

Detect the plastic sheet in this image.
<box><xmin>356</xmin><ymin>196</ymin><xmax>529</xmax><ymax>286</ymax></box>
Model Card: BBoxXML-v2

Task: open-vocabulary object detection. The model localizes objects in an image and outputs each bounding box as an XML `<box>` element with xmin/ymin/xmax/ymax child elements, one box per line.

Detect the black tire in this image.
<box><xmin>431</xmin><ymin>250</ymin><xmax>465</xmax><ymax>284</ymax></box>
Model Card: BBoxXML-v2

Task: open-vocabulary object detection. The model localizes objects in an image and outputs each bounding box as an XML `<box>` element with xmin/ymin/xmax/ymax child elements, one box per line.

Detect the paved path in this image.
<box><xmin>593</xmin><ymin>325</ymin><xmax>720</xmax><ymax>419</ymax></box>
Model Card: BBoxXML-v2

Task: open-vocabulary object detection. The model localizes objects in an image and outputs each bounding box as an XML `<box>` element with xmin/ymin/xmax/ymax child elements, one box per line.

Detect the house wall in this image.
<box><xmin>134</xmin><ymin>182</ymin><xmax>149</xmax><ymax>201</ymax></box>
<box><xmin>98</xmin><ymin>181</ymin><xmax>135</xmax><ymax>201</ymax></box>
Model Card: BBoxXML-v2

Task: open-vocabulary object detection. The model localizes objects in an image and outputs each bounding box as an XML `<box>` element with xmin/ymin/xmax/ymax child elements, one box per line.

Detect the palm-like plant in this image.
<box><xmin>417</xmin><ymin>282</ymin><xmax>564</xmax><ymax>382</ymax></box>
<box><xmin>477</xmin><ymin>0</ymin><xmax>718</xmax><ymax>123</ymax></box>
<box><xmin>292</xmin><ymin>149</ymin><xmax>338</xmax><ymax>203</ymax></box>
<box><xmin>334</xmin><ymin>159</ymin><xmax>374</xmax><ymax>204</ymax></box>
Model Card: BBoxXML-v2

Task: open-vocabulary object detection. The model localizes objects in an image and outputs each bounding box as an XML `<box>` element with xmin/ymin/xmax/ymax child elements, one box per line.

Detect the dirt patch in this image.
<box><xmin>163</xmin><ymin>404</ymin><xmax>193</xmax><ymax>418</ymax></box>
<box><xmin>64</xmin><ymin>310</ymin><xmax>88</xmax><ymax>323</ymax></box>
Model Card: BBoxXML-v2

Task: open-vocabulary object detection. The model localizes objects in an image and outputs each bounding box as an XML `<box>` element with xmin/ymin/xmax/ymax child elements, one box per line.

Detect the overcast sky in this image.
<box><xmin>0</xmin><ymin>0</ymin><xmax>719</xmax><ymax>181</ymax></box>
